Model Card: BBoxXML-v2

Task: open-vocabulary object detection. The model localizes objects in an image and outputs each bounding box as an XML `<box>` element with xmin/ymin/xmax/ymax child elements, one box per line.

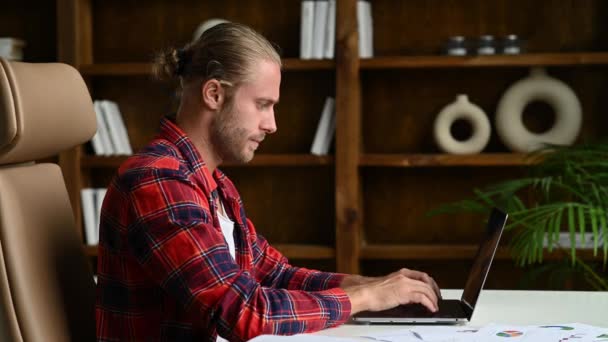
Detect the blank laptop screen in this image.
<box><xmin>461</xmin><ymin>208</ymin><xmax>508</xmax><ymax>311</ymax></box>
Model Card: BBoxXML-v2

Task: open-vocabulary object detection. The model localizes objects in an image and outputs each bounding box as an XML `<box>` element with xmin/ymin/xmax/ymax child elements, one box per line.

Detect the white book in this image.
<box><xmin>101</xmin><ymin>100</ymin><xmax>133</xmax><ymax>155</ymax></box>
<box><xmin>80</xmin><ymin>188</ymin><xmax>97</xmax><ymax>245</ymax></box>
<box><xmin>0</xmin><ymin>38</ymin><xmax>25</xmax><ymax>61</ymax></box>
<box><xmin>323</xmin><ymin>0</ymin><xmax>336</xmax><ymax>59</ymax></box>
<box><xmin>544</xmin><ymin>231</ymin><xmax>605</xmax><ymax>249</ymax></box>
<box><xmin>311</xmin><ymin>0</ymin><xmax>329</xmax><ymax>59</ymax></box>
<box><xmin>90</xmin><ymin>108</ymin><xmax>107</xmax><ymax>156</ymax></box>
<box><xmin>92</xmin><ymin>101</ymin><xmax>112</xmax><ymax>155</ymax></box>
<box><xmin>365</xmin><ymin>0</ymin><xmax>374</xmax><ymax>58</ymax></box>
<box><xmin>300</xmin><ymin>0</ymin><xmax>315</xmax><ymax>59</ymax></box>
<box><xmin>311</xmin><ymin>97</ymin><xmax>336</xmax><ymax>155</ymax></box>
<box><xmin>322</xmin><ymin>97</ymin><xmax>336</xmax><ymax>154</ymax></box>
<box><xmin>357</xmin><ymin>0</ymin><xmax>374</xmax><ymax>58</ymax></box>
<box><xmin>94</xmin><ymin>100</ymin><xmax>116</xmax><ymax>155</ymax></box>
<box><xmin>95</xmin><ymin>188</ymin><xmax>107</xmax><ymax>246</ymax></box>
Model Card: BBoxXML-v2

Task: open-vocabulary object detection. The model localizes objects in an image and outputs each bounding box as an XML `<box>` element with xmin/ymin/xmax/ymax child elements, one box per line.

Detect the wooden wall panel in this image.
<box><xmin>371</xmin><ymin>0</ymin><xmax>608</xmax><ymax>56</ymax></box>
<box><xmin>91</xmin><ymin>0</ymin><xmax>303</xmax><ymax>62</ymax></box>
<box><xmin>222</xmin><ymin>167</ymin><xmax>336</xmax><ymax>246</ymax></box>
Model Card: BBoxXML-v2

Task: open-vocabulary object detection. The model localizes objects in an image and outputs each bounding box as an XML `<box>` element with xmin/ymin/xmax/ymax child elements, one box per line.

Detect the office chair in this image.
<box><xmin>0</xmin><ymin>58</ymin><xmax>97</xmax><ymax>341</ymax></box>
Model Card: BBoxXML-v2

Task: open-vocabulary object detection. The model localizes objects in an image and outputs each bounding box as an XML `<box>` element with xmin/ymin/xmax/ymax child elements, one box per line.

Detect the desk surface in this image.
<box><xmin>319</xmin><ymin>289</ymin><xmax>608</xmax><ymax>338</ymax></box>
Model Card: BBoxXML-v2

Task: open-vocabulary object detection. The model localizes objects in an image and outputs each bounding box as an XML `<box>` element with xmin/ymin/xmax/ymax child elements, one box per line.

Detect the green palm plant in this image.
<box><xmin>430</xmin><ymin>141</ymin><xmax>608</xmax><ymax>290</ymax></box>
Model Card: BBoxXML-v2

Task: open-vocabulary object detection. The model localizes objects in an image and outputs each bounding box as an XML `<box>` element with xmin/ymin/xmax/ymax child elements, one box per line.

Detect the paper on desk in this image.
<box><xmin>248</xmin><ymin>334</ymin><xmax>358</xmax><ymax>342</ymax></box>
<box><xmin>361</xmin><ymin>323</ymin><xmax>608</xmax><ymax>342</ymax></box>
<box><xmin>361</xmin><ymin>326</ymin><xmax>479</xmax><ymax>342</ymax></box>
<box><xmin>476</xmin><ymin>323</ymin><xmax>608</xmax><ymax>341</ymax></box>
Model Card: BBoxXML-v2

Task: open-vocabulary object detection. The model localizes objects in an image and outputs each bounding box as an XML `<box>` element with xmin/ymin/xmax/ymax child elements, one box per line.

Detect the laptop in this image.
<box><xmin>352</xmin><ymin>208</ymin><xmax>508</xmax><ymax>324</ymax></box>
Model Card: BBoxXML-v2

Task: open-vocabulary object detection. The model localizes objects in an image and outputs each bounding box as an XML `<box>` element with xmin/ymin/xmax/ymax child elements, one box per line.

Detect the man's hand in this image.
<box><xmin>341</xmin><ymin>268</ymin><xmax>441</xmax><ymax>315</ymax></box>
<box><xmin>383</xmin><ymin>268</ymin><xmax>441</xmax><ymax>300</ymax></box>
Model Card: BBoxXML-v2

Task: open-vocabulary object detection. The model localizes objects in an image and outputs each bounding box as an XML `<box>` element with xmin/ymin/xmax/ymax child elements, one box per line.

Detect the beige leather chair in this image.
<box><xmin>0</xmin><ymin>58</ymin><xmax>97</xmax><ymax>341</ymax></box>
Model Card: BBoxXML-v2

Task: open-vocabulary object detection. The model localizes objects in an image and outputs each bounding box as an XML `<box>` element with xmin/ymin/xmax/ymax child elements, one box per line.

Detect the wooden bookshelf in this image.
<box><xmin>55</xmin><ymin>0</ymin><xmax>608</xmax><ymax>289</ymax></box>
<box><xmin>1</xmin><ymin>0</ymin><xmax>57</xmax><ymax>63</ymax></box>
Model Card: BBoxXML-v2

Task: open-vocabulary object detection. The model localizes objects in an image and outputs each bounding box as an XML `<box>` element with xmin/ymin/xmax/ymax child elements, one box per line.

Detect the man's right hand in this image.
<box><xmin>342</xmin><ymin>271</ymin><xmax>439</xmax><ymax>315</ymax></box>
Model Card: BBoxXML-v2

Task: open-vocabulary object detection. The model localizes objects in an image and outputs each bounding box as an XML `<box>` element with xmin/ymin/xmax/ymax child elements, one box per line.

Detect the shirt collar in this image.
<box><xmin>158</xmin><ymin>116</ymin><xmax>218</xmax><ymax>192</ymax></box>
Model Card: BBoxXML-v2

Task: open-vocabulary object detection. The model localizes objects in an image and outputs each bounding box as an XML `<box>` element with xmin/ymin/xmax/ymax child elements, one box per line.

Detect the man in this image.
<box><xmin>96</xmin><ymin>22</ymin><xmax>440</xmax><ymax>342</ymax></box>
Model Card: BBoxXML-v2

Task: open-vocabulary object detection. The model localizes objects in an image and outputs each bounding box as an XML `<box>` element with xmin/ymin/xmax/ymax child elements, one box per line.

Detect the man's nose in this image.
<box><xmin>261</xmin><ymin>110</ymin><xmax>277</xmax><ymax>134</ymax></box>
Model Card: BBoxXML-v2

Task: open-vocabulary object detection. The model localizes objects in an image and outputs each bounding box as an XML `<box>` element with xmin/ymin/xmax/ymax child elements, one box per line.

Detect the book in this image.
<box><xmin>300</xmin><ymin>0</ymin><xmax>315</xmax><ymax>59</ymax></box>
<box><xmin>90</xmin><ymin>105</ymin><xmax>107</xmax><ymax>156</ymax></box>
<box><xmin>311</xmin><ymin>0</ymin><xmax>329</xmax><ymax>59</ymax></box>
<box><xmin>0</xmin><ymin>38</ymin><xmax>25</xmax><ymax>61</ymax></box>
<box><xmin>357</xmin><ymin>0</ymin><xmax>374</xmax><ymax>58</ymax></box>
<box><xmin>92</xmin><ymin>101</ymin><xmax>113</xmax><ymax>155</ymax></box>
<box><xmin>365</xmin><ymin>0</ymin><xmax>374</xmax><ymax>58</ymax></box>
<box><xmin>311</xmin><ymin>97</ymin><xmax>336</xmax><ymax>155</ymax></box>
<box><xmin>324</xmin><ymin>0</ymin><xmax>336</xmax><ymax>59</ymax></box>
<box><xmin>544</xmin><ymin>231</ymin><xmax>606</xmax><ymax>249</ymax></box>
<box><xmin>101</xmin><ymin>100</ymin><xmax>133</xmax><ymax>155</ymax></box>
<box><xmin>80</xmin><ymin>188</ymin><xmax>97</xmax><ymax>245</ymax></box>
<box><xmin>323</xmin><ymin>98</ymin><xmax>336</xmax><ymax>154</ymax></box>
<box><xmin>93</xmin><ymin>100</ymin><xmax>116</xmax><ymax>155</ymax></box>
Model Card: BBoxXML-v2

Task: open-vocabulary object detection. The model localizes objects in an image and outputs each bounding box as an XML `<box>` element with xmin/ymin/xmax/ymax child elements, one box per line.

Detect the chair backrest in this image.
<box><xmin>0</xmin><ymin>58</ymin><xmax>97</xmax><ymax>341</ymax></box>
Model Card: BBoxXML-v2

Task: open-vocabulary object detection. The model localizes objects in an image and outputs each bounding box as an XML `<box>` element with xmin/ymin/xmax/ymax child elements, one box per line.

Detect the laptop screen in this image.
<box><xmin>461</xmin><ymin>208</ymin><xmax>508</xmax><ymax>312</ymax></box>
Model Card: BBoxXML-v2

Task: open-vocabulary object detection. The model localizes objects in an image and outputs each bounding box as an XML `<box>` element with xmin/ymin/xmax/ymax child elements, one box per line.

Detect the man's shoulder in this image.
<box><xmin>115</xmin><ymin>140</ymin><xmax>185</xmax><ymax>186</ymax></box>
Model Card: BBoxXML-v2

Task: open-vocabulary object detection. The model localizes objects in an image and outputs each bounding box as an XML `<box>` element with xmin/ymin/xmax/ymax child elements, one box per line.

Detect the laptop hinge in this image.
<box><xmin>460</xmin><ymin>300</ymin><xmax>474</xmax><ymax>319</ymax></box>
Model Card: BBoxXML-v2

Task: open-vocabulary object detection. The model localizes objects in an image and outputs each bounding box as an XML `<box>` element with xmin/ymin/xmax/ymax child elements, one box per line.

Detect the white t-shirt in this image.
<box><xmin>216</xmin><ymin>200</ymin><xmax>235</xmax><ymax>342</ymax></box>
<box><xmin>217</xmin><ymin>200</ymin><xmax>236</xmax><ymax>260</ymax></box>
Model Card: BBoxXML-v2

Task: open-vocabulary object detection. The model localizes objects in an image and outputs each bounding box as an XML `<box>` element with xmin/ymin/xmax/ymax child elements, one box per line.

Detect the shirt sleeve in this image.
<box><xmin>124</xmin><ymin>168</ymin><xmax>351</xmax><ymax>341</ymax></box>
<box><xmin>250</xmin><ymin>230</ymin><xmax>347</xmax><ymax>292</ymax></box>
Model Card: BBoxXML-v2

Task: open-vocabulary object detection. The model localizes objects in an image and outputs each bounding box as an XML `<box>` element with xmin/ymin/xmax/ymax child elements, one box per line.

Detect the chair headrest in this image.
<box><xmin>0</xmin><ymin>59</ymin><xmax>96</xmax><ymax>165</ymax></box>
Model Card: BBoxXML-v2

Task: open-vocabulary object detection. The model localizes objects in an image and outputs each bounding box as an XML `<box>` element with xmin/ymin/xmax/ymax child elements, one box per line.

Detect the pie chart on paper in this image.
<box><xmin>496</xmin><ymin>330</ymin><xmax>524</xmax><ymax>337</ymax></box>
<box><xmin>540</xmin><ymin>325</ymin><xmax>575</xmax><ymax>330</ymax></box>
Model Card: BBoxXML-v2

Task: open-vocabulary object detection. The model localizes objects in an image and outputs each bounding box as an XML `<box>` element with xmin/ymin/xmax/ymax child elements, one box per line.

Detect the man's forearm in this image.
<box><xmin>339</xmin><ymin>274</ymin><xmax>378</xmax><ymax>288</ymax></box>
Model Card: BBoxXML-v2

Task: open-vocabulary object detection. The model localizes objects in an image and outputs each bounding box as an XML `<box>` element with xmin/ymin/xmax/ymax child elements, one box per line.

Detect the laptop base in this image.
<box><xmin>352</xmin><ymin>299</ymin><xmax>468</xmax><ymax>324</ymax></box>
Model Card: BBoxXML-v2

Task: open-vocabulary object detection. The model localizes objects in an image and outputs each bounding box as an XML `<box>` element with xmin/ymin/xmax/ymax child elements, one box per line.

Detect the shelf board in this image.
<box><xmin>360</xmin><ymin>52</ymin><xmax>608</xmax><ymax>69</ymax></box>
<box><xmin>79</xmin><ymin>58</ymin><xmax>334</xmax><ymax>76</ymax></box>
<box><xmin>223</xmin><ymin>154</ymin><xmax>334</xmax><ymax>167</ymax></box>
<box><xmin>81</xmin><ymin>154</ymin><xmax>334</xmax><ymax>168</ymax></box>
<box><xmin>272</xmin><ymin>244</ymin><xmax>336</xmax><ymax>259</ymax></box>
<box><xmin>360</xmin><ymin>153</ymin><xmax>537</xmax><ymax>167</ymax></box>
<box><xmin>360</xmin><ymin>244</ymin><xmax>604</xmax><ymax>261</ymax></box>
<box><xmin>85</xmin><ymin>244</ymin><xmax>335</xmax><ymax>259</ymax></box>
<box><xmin>282</xmin><ymin>58</ymin><xmax>335</xmax><ymax>70</ymax></box>
<box><xmin>81</xmin><ymin>53</ymin><xmax>608</xmax><ymax>75</ymax></box>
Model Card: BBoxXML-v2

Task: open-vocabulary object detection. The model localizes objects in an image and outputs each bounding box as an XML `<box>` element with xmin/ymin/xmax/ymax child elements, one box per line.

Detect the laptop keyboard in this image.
<box><xmin>355</xmin><ymin>300</ymin><xmax>464</xmax><ymax>319</ymax></box>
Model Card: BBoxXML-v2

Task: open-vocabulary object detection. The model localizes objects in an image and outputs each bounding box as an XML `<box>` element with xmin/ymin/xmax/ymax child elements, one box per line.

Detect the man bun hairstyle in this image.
<box><xmin>153</xmin><ymin>22</ymin><xmax>281</xmax><ymax>92</ymax></box>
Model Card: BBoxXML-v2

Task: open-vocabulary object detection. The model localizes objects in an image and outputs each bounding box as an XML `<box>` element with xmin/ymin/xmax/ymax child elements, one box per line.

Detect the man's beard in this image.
<box><xmin>210</xmin><ymin>102</ymin><xmax>254</xmax><ymax>164</ymax></box>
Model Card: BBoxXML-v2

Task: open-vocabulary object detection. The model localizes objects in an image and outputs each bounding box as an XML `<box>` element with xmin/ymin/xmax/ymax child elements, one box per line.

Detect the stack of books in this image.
<box><xmin>90</xmin><ymin>100</ymin><xmax>133</xmax><ymax>156</ymax></box>
<box><xmin>300</xmin><ymin>0</ymin><xmax>373</xmax><ymax>59</ymax></box>
<box><xmin>300</xmin><ymin>0</ymin><xmax>336</xmax><ymax>59</ymax></box>
<box><xmin>80</xmin><ymin>188</ymin><xmax>107</xmax><ymax>246</ymax></box>
<box><xmin>0</xmin><ymin>38</ymin><xmax>25</xmax><ymax>61</ymax></box>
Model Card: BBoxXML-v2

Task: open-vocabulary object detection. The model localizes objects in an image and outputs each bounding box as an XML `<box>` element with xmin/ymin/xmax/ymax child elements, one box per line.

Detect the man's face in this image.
<box><xmin>210</xmin><ymin>59</ymin><xmax>280</xmax><ymax>164</ymax></box>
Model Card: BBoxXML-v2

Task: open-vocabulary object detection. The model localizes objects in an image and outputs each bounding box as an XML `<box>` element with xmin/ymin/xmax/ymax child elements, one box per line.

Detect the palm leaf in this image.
<box><xmin>429</xmin><ymin>140</ymin><xmax>608</xmax><ymax>289</ymax></box>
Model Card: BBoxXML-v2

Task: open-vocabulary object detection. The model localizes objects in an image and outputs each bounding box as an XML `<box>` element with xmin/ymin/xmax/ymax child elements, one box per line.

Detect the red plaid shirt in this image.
<box><xmin>95</xmin><ymin>117</ymin><xmax>351</xmax><ymax>341</ymax></box>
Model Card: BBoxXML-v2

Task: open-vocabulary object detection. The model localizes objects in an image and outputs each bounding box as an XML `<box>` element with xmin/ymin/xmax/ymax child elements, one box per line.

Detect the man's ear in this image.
<box><xmin>201</xmin><ymin>79</ymin><xmax>225</xmax><ymax>111</ymax></box>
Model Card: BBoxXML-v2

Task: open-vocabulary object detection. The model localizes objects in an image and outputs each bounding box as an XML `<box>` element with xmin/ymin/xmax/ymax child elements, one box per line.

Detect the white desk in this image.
<box><xmin>318</xmin><ymin>289</ymin><xmax>608</xmax><ymax>338</ymax></box>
